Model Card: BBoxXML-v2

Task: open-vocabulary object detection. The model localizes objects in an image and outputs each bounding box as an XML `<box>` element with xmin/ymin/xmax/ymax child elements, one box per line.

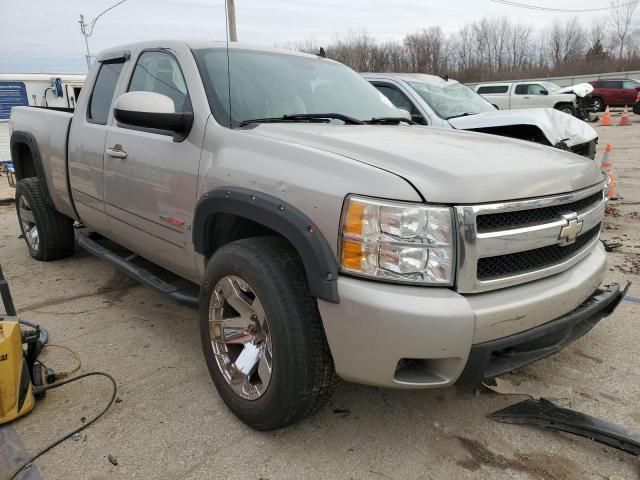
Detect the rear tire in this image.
<box><xmin>199</xmin><ymin>236</ymin><xmax>336</xmax><ymax>430</ymax></box>
<box><xmin>592</xmin><ymin>97</ymin><xmax>604</xmax><ymax>112</ymax></box>
<box><xmin>15</xmin><ymin>178</ymin><xmax>75</xmax><ymax>261</ymax></box>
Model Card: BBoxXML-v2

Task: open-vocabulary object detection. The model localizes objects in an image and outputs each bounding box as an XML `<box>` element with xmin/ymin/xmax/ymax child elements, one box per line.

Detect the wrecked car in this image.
<box><xmin>365</xmin><ymin>73</ymin><xmax>598</xmax><ymax>159</ymax></box>
<box><xmin>474</xmin><ymin>80</ymin><xmax>596</xmax><ymax>120</ymax></box>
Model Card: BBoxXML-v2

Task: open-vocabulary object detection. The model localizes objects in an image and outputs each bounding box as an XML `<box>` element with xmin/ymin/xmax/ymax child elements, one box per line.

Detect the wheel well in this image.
<box><xmin>13</xmin><ymin>143</ymin><xmax>37</xmax><ymax>180</ymax></box>
<box><xmin>554</xmin><ymin>102</ymin><xmax>574</xmax><ymax>110</ymax></box>
<box><xmin>193</xmin><ymin>187</ymin><xmax>339</xmax><ymax>303</ymax></box>
<box><xmin>203</xmin><ymin>213</ymin><xmax>285</xmax><ymax>259</ymax></box>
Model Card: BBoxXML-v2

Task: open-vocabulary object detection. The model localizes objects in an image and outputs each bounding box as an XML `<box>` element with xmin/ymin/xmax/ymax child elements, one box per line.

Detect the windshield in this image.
<box><xmin>195</xmin><ymin>48</ymin><xmax>400</xmax><ymax>127</ymax></box>
<box><xmin>542</xmin><ymin>81</ymin><xmax>561</xmax><ymax>92</ymax></box>
<box><xmin>407</xmin><ymin>80</ymin><xmax>495</xmax><ymax>120</ymax></box>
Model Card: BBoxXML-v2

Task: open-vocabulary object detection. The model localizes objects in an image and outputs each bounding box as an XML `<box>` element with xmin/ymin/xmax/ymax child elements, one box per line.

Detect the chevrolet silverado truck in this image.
<box><xmin>475</xmin><ymin>81</ymin><xmax>596</xmax><ymax>120</ymax></box>
<box><xmin>365</xmin><ymin>73</ymin><xmax>598</xmax><ymax>159</ymax></box>
<box><xmin>9</xmin><ymin>41</ymin><xmax>624</xmax><ymax>430</ymax></box>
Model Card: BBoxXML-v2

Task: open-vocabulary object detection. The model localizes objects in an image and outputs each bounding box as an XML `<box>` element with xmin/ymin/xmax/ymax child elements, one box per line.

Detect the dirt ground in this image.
<box><xmin>0</xmin><ymin>118</ymin><xmax>639</xmax><ymax>480</ymax></box>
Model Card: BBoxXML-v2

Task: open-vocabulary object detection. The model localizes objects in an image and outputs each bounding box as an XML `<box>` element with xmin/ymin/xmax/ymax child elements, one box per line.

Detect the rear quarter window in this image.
<box><xmin>477</xmin><ymin>85</ymin><xmax>508</xmax><ymax>94</ymax></box>
<box><xmin>88</xmin><ymin>62</ymin><xmax>124</xmax><ymax>125</ymax></box>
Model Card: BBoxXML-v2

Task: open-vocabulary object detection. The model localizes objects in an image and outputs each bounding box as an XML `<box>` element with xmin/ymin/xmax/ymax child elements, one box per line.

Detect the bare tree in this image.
<box><xmin>404</xmin><ymin>27</ymin><xmax>446</xmax><ymax>73</ymax></box>
<box><xmin>290</xmin><ymin>14</ymin><xmax>640</xmax><ymax>82</ymax></box>
<box><xmin>610</xmin><ymin>0</ymin><xmax>639</xmax><ymax>59</ymax></box>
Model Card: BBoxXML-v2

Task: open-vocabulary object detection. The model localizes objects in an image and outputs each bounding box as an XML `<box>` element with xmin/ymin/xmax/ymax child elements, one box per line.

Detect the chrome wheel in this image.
<box><xmin>18</xmin><ymin>195</ymin><xmax>39</xmax><ymax>252</ymax></box>
<box><xmin>209</xmin><ymin>275</ymin><xmax>272</xmax><ymax>400</ymax></box>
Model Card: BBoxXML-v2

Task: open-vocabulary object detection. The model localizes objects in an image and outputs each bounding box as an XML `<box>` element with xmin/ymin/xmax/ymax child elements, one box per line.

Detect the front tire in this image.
<box><xmin>199</xmin><ymin>236</ymin><xmax>336</xmax><ymax>430</ymax></box>
<box><xmin>15</xmin><ymin>178</ymin><xmax>75</xmax><ymax>261</ymax></box>
<box><xmin>556</xmin><ymin>104</ymin><xmax>577</xmax><ymax>116</ymax></box>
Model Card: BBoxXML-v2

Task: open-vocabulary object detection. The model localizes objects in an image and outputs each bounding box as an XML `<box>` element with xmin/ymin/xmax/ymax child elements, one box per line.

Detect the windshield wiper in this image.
<box><xmin>239</xmin><ymin>113</ymin><xmax>364</xmax><ymax>127</ymax></box>
<box><xmin>447</xmin><ymin>112</ymin><xmax>478</xmax><ymax>119</ymax></box>
<box><xmin>366</xmin><ymin>117</ymin><xmax>415</xmax><ymax>125</ymax></box>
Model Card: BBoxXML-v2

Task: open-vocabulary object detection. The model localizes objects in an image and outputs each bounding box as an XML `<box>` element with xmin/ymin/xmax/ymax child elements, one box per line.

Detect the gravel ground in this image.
<box><xmin>0</xmin><ymin>119</ymin><xmax>639</xmax><ymax>480</ymax></box>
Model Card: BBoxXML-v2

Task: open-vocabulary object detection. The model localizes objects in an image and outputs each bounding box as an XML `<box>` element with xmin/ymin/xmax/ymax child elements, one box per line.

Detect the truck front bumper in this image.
<box><xmin>318</xmin><ymin>245</ymin><xmax>623</xmax><ymax>388</ymax></box>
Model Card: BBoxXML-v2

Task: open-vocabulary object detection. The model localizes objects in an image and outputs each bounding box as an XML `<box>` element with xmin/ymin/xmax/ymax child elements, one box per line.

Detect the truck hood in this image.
<box><xmin>248</xmin><ymin>124</ymin><xmax>603</xmax><ymax>203</ymax></box>
<box><xmin>556</xmin><ymin>82</ymin><xmax>594</xmax><ymax>98</ymax></box>
<box><xmin>447</xmin><ymin>108</ymin><xmax>597</xmax><ymax>147</ymax></box>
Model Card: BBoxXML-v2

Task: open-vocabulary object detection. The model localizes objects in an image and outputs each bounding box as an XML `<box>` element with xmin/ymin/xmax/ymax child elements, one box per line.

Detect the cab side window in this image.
<box><xmin>528</xmin><ymin>84</ymin><xmax>548</xmax><ymax>95</ymax></box>
<box><xmin>375</xmin><ymin>84</ymin><xmax>427</xmax><ymax>125</ymax></box>
<box><xmin>88</xmin><ymin>62</ymin><xmax>124</xmax><ymax>124</ymax></box>
<box><xmin>128</xmin><ymin>51</ymin><xmax>192</xmax><ymax>113</ymax></box>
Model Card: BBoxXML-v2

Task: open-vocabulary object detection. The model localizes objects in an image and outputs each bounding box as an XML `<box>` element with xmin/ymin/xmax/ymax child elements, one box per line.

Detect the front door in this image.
<box><xmin>103</xmin><ymin>50</ymin><xmax>201</xmax><ymax>280</ymax></box>
<box><xmin>512</xmin><ymin>83</ymin><xmax>548</xmax><ymax>108</ymax></box>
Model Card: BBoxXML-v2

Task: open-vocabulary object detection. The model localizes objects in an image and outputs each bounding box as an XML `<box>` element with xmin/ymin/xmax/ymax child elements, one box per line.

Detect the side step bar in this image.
<box><xmin>77</xmin><ymin>234</ymin><xmax>199</xmax><ymax>308</ymax></box>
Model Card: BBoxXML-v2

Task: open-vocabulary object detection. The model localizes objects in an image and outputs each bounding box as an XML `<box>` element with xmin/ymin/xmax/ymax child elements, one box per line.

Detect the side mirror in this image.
<box><xmin>540</xmin><ymin>90</ymin><xmax>549</xmax><ymax>95</ymax></box>
<box><xmin>113</xmin><ymin>91</ymin><xmax>193</xmax><ymax>141</ymax></box>
<box><xmin>395</xmin><ymin>107</ymin><xmax>412</xmax><ymax>121</ymax></box>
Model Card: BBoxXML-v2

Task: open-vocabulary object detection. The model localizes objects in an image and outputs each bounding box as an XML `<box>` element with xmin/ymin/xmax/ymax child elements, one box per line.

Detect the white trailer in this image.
<box><xmin>0</xmin><ymin>74</ymin><xmax>85</xmax><ymax>177</ymax></box>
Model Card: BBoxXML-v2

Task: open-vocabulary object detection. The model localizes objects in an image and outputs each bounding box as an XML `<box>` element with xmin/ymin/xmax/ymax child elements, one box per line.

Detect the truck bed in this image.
<box><xmin>9</xmin><ymin>106</ymin><xmax>76</xmax><ymax>219</ymax></box>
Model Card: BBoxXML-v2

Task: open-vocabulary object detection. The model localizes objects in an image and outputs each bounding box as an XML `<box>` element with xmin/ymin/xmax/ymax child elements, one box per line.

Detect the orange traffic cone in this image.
<box><xmin>600</xmin><ymin>106</ymin><xmax>612</xmax><ymax>126</ymax></box>
<box><xmin>619</xmin><ymin>105</ymin><xmax>630</xmax><ymax>126</ymax></box>
<box><xmin>600</xmin><ymin>144</ymin><xmax>619</xmax><ymax>200</ymax></box>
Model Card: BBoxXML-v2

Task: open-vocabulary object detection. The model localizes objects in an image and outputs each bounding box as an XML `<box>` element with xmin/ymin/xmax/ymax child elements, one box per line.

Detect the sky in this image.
<box><xmin>0</xmin><ymin>0</ymin><xmax>606</xmax><ymax>73</ymax></box>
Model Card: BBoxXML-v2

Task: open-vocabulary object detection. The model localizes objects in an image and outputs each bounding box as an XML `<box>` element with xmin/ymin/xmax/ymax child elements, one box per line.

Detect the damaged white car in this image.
<box><xmin>365</xmin><ymin>73</ymin><xmax>598</xmax><ymax>159</ymax></box>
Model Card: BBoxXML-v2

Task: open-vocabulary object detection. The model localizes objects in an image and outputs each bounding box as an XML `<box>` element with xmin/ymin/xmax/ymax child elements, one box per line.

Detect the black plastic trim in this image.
<box><xmin>113</xmin><ymin>109</ymin><xmax>194</xmax><ymax>141</ymax></box>
<box><xmin>192</xmin><ymin>187</ymin><xmax>339</xmax><ymax>303</ymax></box>
<box><xmin>457</xmin><ymin>283</ymin><xmax>626</xmax><ymax>384</ymax></box>
<box><xmin>489</xmin><ymin>398</ymin><xmax>640</xmax><ymax>456</ymax></box>
<box><xmin>77</xmin><ymin>233</ymin><xmax>198</xmax><ymax>308</ymax></box>
<box><xmin>98</xmin><ymin>50</ymin><xmax>131</xmax><ymax>64</ymax></box>
<box><xmin>9</xmin><ymin>130</ymin><xmax>53</xmax><ymax>206</ymax></box>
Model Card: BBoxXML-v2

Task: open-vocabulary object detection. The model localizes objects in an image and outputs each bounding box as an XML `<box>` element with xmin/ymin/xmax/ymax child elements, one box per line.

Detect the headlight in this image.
<box><xmin>339</xmin><ymin>195</ymin><xmax>455</xmax><ymax>285</ymax></box>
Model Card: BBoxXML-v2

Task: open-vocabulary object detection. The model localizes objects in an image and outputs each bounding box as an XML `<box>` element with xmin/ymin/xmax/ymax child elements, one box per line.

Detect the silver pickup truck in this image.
<box><xmin>9</xmin><ymin>40</ymin><xmax>624</xmax><ymax>430</ymax></box>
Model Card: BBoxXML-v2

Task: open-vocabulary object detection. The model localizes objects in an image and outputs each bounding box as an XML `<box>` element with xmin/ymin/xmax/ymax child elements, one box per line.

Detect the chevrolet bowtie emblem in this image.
<box><xmin>559</xmin><ymin>212</ymin><xmax>583</xmax><ymax>244</ymax></box>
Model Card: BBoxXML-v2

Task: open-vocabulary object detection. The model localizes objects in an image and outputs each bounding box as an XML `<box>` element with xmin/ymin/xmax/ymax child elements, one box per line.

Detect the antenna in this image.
<box><xmin>225</xmin><ymin>0</ymin><xmax>232</xmax><ymax>127</ymax></box>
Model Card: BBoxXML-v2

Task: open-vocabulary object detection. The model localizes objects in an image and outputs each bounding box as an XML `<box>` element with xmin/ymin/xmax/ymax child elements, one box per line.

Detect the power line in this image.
<box><xmin>489</xmin><ymin>0</ymin><xmax>639</xmax><ymax>12</ymax></box>
<box><xmin>85</xmin><ymin>0</ymin><xmax>129</xmax><ymax>37</ymax></box>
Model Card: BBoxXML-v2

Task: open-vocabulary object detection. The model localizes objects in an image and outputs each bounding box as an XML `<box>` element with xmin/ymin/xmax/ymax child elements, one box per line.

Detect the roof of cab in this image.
<box><xmin>363</xmin><ymin>72</ymin><xmax>461</xmax><ymax>86</ymax></box>
<box><xmin>96</xmin><ymin>39</ymin><xmax>324</xmax><ymax>62</ymax></box>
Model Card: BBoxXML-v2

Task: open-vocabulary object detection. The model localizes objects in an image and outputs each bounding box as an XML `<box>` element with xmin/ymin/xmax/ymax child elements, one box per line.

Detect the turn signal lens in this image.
<box><xmin>339</xmin><ymin>196</ymin><xmax>455</xmax><ymax>285</ymax></box>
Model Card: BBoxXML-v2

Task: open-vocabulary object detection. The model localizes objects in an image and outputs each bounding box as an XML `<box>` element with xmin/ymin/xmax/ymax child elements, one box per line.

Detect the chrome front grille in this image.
<box><xmin>455</xmin><ymin>182</ymin><xmax>606</xmax><ymax>293</ymax></box>
<box><xmin>476</xmin><ymin>191</ymin><xmax>603</xmax><ymax>232</ymax></box>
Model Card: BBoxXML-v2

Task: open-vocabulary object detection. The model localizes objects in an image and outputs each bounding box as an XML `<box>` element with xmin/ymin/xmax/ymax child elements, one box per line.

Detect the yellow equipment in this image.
<box><xmin>0</xmin><ymin>320</ymin><xmax>35</xmax><ymax>424</ymax></box>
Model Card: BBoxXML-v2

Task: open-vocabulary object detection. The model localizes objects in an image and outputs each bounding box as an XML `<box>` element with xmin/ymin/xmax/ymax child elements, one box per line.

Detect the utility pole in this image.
<box><xmin>78</xmin><ymin>0</ymin><xmax>129</xmax><ymax>70</ymax></box>
<box><xmin>79</xmin><ymin>15</ymin><xmax>92</xmax><ymax>70</ymax></box>
<box><xmin>228</xmin><ymin>0</ymin><xmax>238</xmax><ymax>42</ymax></box>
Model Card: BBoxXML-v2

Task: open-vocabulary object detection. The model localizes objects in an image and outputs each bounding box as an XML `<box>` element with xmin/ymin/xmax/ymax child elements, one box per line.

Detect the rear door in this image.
<box><xmin>103</xmin><ymin>48</ymin><xmax>203</xmax><ymax>280</ymax></box>
<box><xmin>68</xmin><ymin>55</ymin><xmax>127</xmax><ymax>233</ymax></box>
<box><xmin>601</xmin><ymin>81</ymin><xmax>623</xmax><ymax>106</ymax></box>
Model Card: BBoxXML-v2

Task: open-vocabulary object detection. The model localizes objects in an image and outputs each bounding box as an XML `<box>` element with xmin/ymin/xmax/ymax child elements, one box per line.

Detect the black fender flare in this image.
<box><xmin>10</xmin><ymin>130</ymin><xmax>53</xmax><ymax>205</ymax></box>
<box><xmin>193</xmin><ymin>187</ymin><xmax>339</xmax><ymax>303</ymax></box>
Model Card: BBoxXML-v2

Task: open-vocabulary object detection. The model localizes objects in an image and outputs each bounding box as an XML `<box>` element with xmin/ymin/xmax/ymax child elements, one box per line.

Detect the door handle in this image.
<box><xmin>106</xmin><ymin>145</ymin><xmax>127</xmax><ymax>159</ymax></box>
<box><xmin>523</xmin><ymin>96</ymin><xmax>530</xmax><ymax>99</ymax></box>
